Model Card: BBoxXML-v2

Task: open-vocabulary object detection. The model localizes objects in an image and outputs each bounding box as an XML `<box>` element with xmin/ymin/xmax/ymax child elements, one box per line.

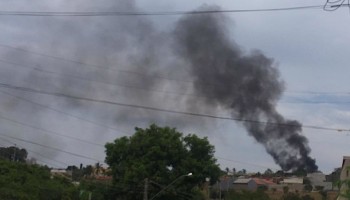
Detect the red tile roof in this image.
<box><xmin>252</xmin><ymin>178</ymin><xmax>275</xmax><ymax>185</ymax></box>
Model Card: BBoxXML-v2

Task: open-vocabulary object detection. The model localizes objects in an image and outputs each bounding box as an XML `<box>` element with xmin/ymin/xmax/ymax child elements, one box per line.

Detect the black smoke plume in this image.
<box><xmin>174</xmin><ymin>7</ymin><xmax>317</xmax><ymax>172</ymax></box>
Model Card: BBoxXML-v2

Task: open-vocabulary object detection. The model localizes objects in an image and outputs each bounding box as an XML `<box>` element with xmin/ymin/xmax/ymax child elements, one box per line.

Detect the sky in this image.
<box><xmin>0</xmin><ymin>0</ymin><xmax>349</xmax><ymax>174</ymax></box>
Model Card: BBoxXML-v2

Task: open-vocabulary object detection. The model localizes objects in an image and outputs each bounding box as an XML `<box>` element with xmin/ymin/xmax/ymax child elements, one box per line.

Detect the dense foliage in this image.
<box><xmin>105</xmin><ymin>124</ymin><xmax>221</xmax><ymax>199</ymax></box>
<box><xmin>221</xmin><ymin>190</ymin><xmax>271</xmax><ymax>200</ymax></box>
<box><xmin>0</xmin><ymin>146</ymin><xmax>28</xmax><ymax>162</ymax></box>
<box><xmin>0</xmin><ymin>159</ymin><xmax>78</xmax><ymax>200</ymax></box>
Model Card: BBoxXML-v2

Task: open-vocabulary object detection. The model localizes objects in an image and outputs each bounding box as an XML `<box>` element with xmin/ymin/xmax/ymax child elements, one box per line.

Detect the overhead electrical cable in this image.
<box><xmin>0</xmin><ymin>43</ymin><xmax>348</xmax><ymax>97</ymax></box>
<box><xmin>216</xmin><ymin>156</ymin><xmax>280</xmax><ymax>171</ymax></box>
<box><xmin>280</xmin><ymin>100</ymin><xmax>350</xmax><ymax>104</ymax></box>
<box><xmin>0</xmin><ymin>143</ymin><xmax>61</xmax><ymax>167</ymax></box>
<box><xmin>0</xmin><ymin>59</ymin><xmax>199</xmax><ymax>98</ymax></box>
<box><xmin>0</xmin><ymin>136</ymin><xmax>69</xmax><ymax>167</ymax></box>
<box><xmin>0</xmin><ymin>89</ymin><xmax>130</xmax><ymax>135</ymax></box>
<box><xmin>21</xmin><ymin>149</ymin><xmax>68</xmax><ymax>167</ymax></box>
<box><xmin>0</xmin><ymin>43</ymin><xmax>195</xmax><ymax>84</ymax></box>
<box><xmin>0</xmin><ymin>112</ymin><xmax>104</xmax><ymax>147</ymax></box>
<box><xmin>0</xmin><ymin>139</ymin><xmax>65</xmax><ymax>168</ymax></box>
<box><xmin>6</xmin><ymin>57</ymin><xmax>349</xmax><ymax>105</ymax></box>
<box><xmin>0</xmin><ymin>132</ymin><xmax>100</xmax><ymax>162</ymax></box>
<box><xmin>324</xmin><ymin>0</ymin><xmax>349</xmax><ymax>11</ymax></box>
<box><xmin>0</xmin><ymin>82</ymin><xmax>348</xmax><ymax>132</ymax></box>
<box><xmin>1</xmin><ymin>58</ymin><xmax>350</xmax><ymax>106</ymax></box>
<box><xmin>0</xmin><ymin>5</ymin><xmax>323</xmax><ymax>17</ymax></box>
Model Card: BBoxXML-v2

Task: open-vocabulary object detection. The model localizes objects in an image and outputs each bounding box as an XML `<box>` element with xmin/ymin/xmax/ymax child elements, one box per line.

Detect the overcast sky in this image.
<box><xmin>0</xmin><ymin>0</ymin><xmax>348</xmax><ymax>174</ymax></box>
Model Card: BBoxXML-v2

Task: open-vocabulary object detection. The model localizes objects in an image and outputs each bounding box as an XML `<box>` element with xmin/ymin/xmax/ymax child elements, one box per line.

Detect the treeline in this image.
<box><xmin>0</xmin><ymin>146</ymin><xmax>28</xmax><ymax>162</ymax></box>
<box><xmin>0</xmin><ymin>159</ymin><xmax>77</xmax><ymax>199</ymax></box>
<box><xmin>0</xmin><ymin>158</ymin><xmax>116</xmax><ymax>200</ymax></box>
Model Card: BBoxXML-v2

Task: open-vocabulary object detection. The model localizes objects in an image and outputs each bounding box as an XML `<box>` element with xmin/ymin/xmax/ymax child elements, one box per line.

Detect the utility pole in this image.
<box><xmin>206</xmin><ymin>177</ymin><xmax>210</xmax><ymax>199</ymax></box>
<box><xmin>143</xmin><ymin>178</ymin><xmax>148</xmax><ymax>200</ymax></box>
<box><xmin>219</xmin><ymin>180</ymin><xmax>221</xmax><ymax>200</ymax></box>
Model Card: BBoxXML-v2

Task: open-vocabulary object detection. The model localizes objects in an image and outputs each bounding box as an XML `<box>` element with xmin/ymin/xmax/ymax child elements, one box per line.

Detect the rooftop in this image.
<box><xmin>233</xmin><ymin>178</ymin><xmax>252</xmax><ymax>184</ymax></box>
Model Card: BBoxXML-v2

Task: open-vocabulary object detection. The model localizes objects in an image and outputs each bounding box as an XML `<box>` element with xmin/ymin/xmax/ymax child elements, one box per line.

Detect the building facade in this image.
<box><xmin>338</xmin><ymin>156</ymin><xmax>350</xmax><ymax>200</ymax></box>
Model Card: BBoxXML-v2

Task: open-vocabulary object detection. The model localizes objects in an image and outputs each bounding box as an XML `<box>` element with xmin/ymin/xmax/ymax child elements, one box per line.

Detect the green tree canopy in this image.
<box><xmin>0</xmin><ymin>146</ymin><xmax>27</xmax><ymax>162</ymax></box>
<box><xmin>0</xmin><ymin>159</ymin><xmax>78</xmax><ymax>199</ymax></box>
<box><xmin>105</xmin><ymin>124</ymin><xmax>221</xmax><ymax>199</ymax></box>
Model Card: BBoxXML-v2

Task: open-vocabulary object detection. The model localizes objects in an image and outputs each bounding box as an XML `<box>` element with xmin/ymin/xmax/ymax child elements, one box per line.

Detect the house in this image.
<box><xmin>326</xmin><ymin>167</ymin><xmax>341</xmax><ymax>188</ymax></box>
<box><xmin>232</xmin><ymin>178</ymin><xmax>275</xmax><ymax>191</ymax></box>
<box><xmin>282</xmin><ymin>177</ymin><xmax>303</xmax><ymax>184</ymax></box>
<box><xmin>50</xmin><ymin>168</ymin><xmax>70</xmax><ymax>179</ymax></box>
<box><xmin>307</xmin><ymin>172</ymin><xmax>332</xmax><ymax>191</ymax></box>
<box><xmin>280</xmin><ymin>177</ymin><xmax>304</xmax><ymax>192</ymax></box>
<box><xmin>337</xmin><ymin>156</ymin><xmax>350</xmax><ymax>200</ymax></box>
<box><xmin>232</xmin><ymin>178</ymin><xmax>256</xmax><ymax>191</ymax></box>
<box><xmin>212</xmin><ymin>176</ymin><xmax>235</xmax><ymax>191</ymax></box>
<box><xmin>252</xmin><ymin>178</ymin><xmax>275</xmax><ymax>186</ymax></box>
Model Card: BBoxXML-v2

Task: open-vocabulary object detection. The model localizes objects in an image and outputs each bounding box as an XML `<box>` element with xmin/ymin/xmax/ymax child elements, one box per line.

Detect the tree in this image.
<box><xmin>0</xmin><ymin>146</ymin><xmax>27</xmax><ymax>162</ymax></box>
<box><xmin>237</xmin><ymin>169</ymin><xmax>247</xmax><ymax>175</ymax></box>
<box><xmin>105</xmin><ymin>124</ymin><xmax>221</xmax><ymax>199</ymax></box>
<box><xmin>83</xmin><ymin>165</ymin><xmax>93</xmax><ymax>177</ymax></box>
<box><xmin>264</xmin><ymin>168</ymin><xmax>273</xmax><ymax>176</ymax></box>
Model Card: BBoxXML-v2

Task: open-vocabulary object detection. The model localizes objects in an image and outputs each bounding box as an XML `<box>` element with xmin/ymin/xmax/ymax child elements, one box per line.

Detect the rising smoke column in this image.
<box><xmin>174</xmin><ymin>7</ymin><xmax>317</xmax><ymax>172</ymax></box>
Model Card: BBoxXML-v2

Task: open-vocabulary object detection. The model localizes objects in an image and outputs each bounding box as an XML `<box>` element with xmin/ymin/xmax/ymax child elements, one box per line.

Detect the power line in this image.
<box><xmin>0</xmin><ymin>136</ymin><xmax>69</xmax><ymax>167</ymax></box>
<box><xmin>1</xmin><ymin>43</ymin><xmax>349</xmax><ymax>97</ymax></box>
<box><xmin>0</xmin><ymin>43</ymin><xmax>195</xmax><ymax>84</ymax></box>
<box><xmin>285</xmin><ymin>90</ymin><xmax>350</xmax><ymax>95</ymax></box>
<box><xmin>0</xmin><ymin>89</ymin><xmax>130</xmax><ymax>135</ymax></box>
<box><xmin>6</xmin><ymin>57</ymin><xmax>349</xmax><ymax>106</ymax></box>
<box><xmin>2</xmin><ymin>57</ymin><xmax>350</xmax><ymax>107</ymax></box>
<box><xmin>0</xmin><ymin>139</ymin><xmax>64</xmax><ymax>168</ymax></box>
<box><xmin>324</xmin><ymin>0</ymin><xmax>349</xmax><ymax>11</ymax></box>
<box><xmin>0</xmin><ymin>143</ymin><xmax>58</xmax><ymax>166</ymax></box>
<box><xmin>0</xmin><ymin>82</ymin><xmax>348</xmax><ymax>132</ymax></box>
<box><xmin>0</xmin><ymin>137</ymin><xmax>68</xmax><ymax>168</ymax></box>
<box><xmin>281</xmin><ymin>100</ymin><xmax>350</xmax><ymax>105</ymax></box>
<box><xmin>0</xmin><ymin>5</ymin><xmax>323</xmax><ymax>17</ymax></box>
<box><xmin>0</xmin><ymin>58</ymin><xmax>199</xmax><ymax>99</ymax></box>
<box><xmin>0</xmin><ymin>132</ymin><xmax>100</xmax><ymax>162</ymax></box>
<box><xmin>216</xmin><ymin>156</ymin><xmax>280</xmax><ymax>171</ymax></box>
<box><xmin>0</xmin><ymin>111</ymin><xmax>105</xmax><ymax>147</ymax></box>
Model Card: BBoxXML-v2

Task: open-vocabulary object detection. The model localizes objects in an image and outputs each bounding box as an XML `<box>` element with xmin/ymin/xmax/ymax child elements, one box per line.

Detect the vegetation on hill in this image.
<box><xmin>0</xmin><ymin>159</ymin><xmax>78</xmax><ymax>200</ymax></box>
